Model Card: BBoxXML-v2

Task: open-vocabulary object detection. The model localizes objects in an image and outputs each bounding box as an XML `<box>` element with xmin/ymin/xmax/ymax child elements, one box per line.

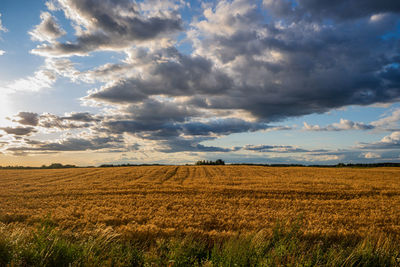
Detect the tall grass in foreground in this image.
<box><xmin>1</xmin><ymin>219</ymin><xmax>400</xmax><ymax>266</ymax></box>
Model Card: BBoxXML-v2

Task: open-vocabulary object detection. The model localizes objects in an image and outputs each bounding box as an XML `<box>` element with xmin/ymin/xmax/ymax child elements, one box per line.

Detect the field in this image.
<box><xmin>1</xmin><ymin>166</ymin><xmax>400</xmax><ymax>266</ymax></box>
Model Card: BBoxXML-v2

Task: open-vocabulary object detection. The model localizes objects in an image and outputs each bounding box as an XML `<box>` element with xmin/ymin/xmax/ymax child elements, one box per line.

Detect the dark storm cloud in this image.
<box><xmin>101</xmin><ymin>99</ymin><xmax>201</xmax><ymax>136</ymax></box>
<box><xmin>11</xmin><ymin>111</ymin><xmax>101</xmax><ymax>130</ymax></box>
<box><xmin>13</xmin><ymin>112</ymin><xmax>40</xmax><ymax>126</ymax></box>
<box><xmin>381</xmin><ymin>66</ymin><xmax>400</xmax><ymax>89</ymax></box>
<box><xmin>104</xmin><ymin>118</ymin><xmax>271</xmax><ymax>138</ymax></box>
<box><xmin>7</xmin><ymin>135</ymin><xmax>130</xmax><ymax>154</ymax></box>
<box><xmin>100</xmin><ymin>99</ymin><xmax>272</xmax><ymax>139</ymax></box>
<box><xmin>0</xmin><ymin>127</ymin><xmax>37</xmax><ymax>136</ymax></box>
<box><xmin>39</xmin><ymin>113</ymin><xmax>100</xmax><ymax>129</ymax></box>
<box><xmin>124</xmin><ymin>100</ymin><xmax>201</xmax><ymax>124</ymax></box>
<box><xmin>88</xmin><ymin>48</ymin><xmax>232</xmax><ymax>103</ymax></box>
<box><xmin>32</xmin><ymin>0</ymin><xmax>182</xmax><ymax>56</ymax></box>
<box><xmin>297</xmin><ymin>0</ymin><xmax>400</xmax><ymax>20</ymax></box>
<box><xmin>264</xmin><ymin>0</ymin><xmax>400</xmax><ymax>20</ymax></box>
<box><xmin>191</xmin><ymin>8</ymin><xmax>400</xmax><ymax>120</ymax></box>
<box><xmin>89</xmin><ymin>79</ymin><xmax>149</xmax><ymax>103</ymax></box>
<box><xmin>60</xmin><ymin>112</ymin><xmax>101</xmax><ymax>122</ymax></box>
<box><xmin>36</xmin><ymin>137</ymin><xmax>117</xmax><ymax>151</ymax></box>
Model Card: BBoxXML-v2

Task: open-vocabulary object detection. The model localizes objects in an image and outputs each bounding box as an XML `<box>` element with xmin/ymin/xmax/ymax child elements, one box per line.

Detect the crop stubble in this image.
<box><xmin>0</xmin><ymin>166</ymin><xmax>399</xmax><ymax>239</ymax></box>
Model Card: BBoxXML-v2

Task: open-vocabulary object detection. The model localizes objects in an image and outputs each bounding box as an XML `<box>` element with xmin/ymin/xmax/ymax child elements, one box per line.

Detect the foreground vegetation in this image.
<box><xmin>1</xmin><ymin>218</ymin><xmax>400</xmax><ymax>266</ymax></box>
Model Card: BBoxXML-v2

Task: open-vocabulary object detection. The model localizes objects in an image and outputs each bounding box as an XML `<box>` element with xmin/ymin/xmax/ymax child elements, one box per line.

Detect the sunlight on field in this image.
<box><xmin>0</xmin><ymin>166</ymin><xmax>399</xmax><ymax>239</ymax></box>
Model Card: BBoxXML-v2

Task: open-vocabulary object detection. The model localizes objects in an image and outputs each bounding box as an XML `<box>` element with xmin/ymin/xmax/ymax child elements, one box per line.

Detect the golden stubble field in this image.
<box><xmin>0</xmin><ymin>166</ymin><xmax>399</xmax><ymax>239</ymax></box>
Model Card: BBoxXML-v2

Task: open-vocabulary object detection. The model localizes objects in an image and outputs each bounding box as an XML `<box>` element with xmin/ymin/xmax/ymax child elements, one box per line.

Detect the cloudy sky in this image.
<box><xmin>0</xmin><ymin>0</ymin><xmax>399</xmax><ymax>166</ymax></box>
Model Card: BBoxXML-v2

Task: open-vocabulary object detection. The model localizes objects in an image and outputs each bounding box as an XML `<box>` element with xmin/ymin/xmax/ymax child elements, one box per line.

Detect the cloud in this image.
<box><xmin>371</xmin><ymin>108</ymin><xmax>400</xmax><ymax>130</ymax></box>
<box><xmin>244</xmin><ymin>145</ymin><xmax>310</xmax><ymax>153</ymax></box>
<box><xmin>38</xmin><ymin>112</ymin><xmax>100</xmax><ymax>130</ymax></box>
<box><xmin>10</xmin><ymin>111</ymin><xmax>101</xmax><ymax>131</ymax></box>
<box><xmin>7</xmin><ymin>69</ymin><xmax>57</xmax><ymax>92</ymax></box>
<box><xmin>102</xmin><ymin>100</ymin><xmax>272</xmax><ymax>135</ymax></box>
<box><xmin>379</xmin><ymin>131</ymin><xmax>400</xmax><ymax>144</ymax></box>
<box><xmin>303</xmin><ymin>109</ymin><xmax>400</xmax><ymax>132</ymax></box>
<box><xmin>60</xmin><ymin>112</ymin><xmax>101</xmax><ymax>122</ymax></box>
<box><xmin>80</xmin><ymin>0</ymin><xmax>400</xmax><ymax>127</ymax></box>
<box><xmin>362</xmin><ymin>152</ymin><xmax>382</xmax><ymax>159</ymax></box>
<box><xmin>32</xmin><ymin>0</ymin><xmax>182</xmax><ymax>57</ymax></box>
<box><xmin>86</xmin><ymin>47</ymin><xmax>232</xmax><ymax>104</ymax></box>
<box><xmin>13</xmin><ymin>112</ymin><xmax>40</xmax><ymax>126</ymax></box>
<box><xmin>264</xmin><ymin>0</ymin><xmax>400</xmax><ymax>21</ymax></box>
<box><xmin>303</xmin><ymin>119</ymin><xmax>375</xmax><ymax>131</ymax></box>
<box><xmin>188</xmin><ymin>0</ymin><xmax>400</xmax><ymax>120</ymax></box>
<box><xmin>6</xmin><ymin>58</ymin><xmax>80</xmax><ymax>93</ymax></box>
<box><xmin>359</xmin><ymin>131</ymin><xmax>400</xmax><ymax>149</ymax></box>
<box><xmin>7</xmin><ymin>135</ymin><xmax>130</xmax><ymax>154</ymax></box>
<box><xmin>74</xmin><ymin>0</ymin><xmax>400</xmax><ymax>155</ymax></box>
<box><xmin>33</xmin><ymin>1</ymin><xmax>400</xmax><ymax>118</ymax></box>
<box><xmin>29</xmin><ymin>12</ymin><xmax>66</xmax><ymax>42</ymax></box>
<box><xmin>87</xmin><ymin>98</ymin><xmax>279</xmax><ymax>153</ymax></box>
<box><xmin>0</xmin><ymin>127</ymin><xmax>37</xmax><ymax>136</ymax></box>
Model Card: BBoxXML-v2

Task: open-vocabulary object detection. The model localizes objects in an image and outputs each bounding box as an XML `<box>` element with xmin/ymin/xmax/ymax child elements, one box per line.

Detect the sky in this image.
<box><xmin>0</xmin><ymin>0</ymin><xmax>399</xmax><ymax>166</ymax></box>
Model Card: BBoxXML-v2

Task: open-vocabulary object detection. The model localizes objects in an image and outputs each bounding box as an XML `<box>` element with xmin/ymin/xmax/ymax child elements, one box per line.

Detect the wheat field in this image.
<box><xmin>1</xmin><ymin>166</ymin><xmax>399</xmax><ymax>240</ymax></box>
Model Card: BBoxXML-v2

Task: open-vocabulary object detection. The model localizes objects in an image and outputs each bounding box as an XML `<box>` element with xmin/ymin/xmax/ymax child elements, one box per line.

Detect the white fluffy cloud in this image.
<box><xmin>358</xmin><ymin>131</ymin><xmax>400</xmax><ymax>150</ymax></box>
<box><xmin>303</xmin><ymin>108</ymin><xmax>400</xmax><ymax>132</ymax></box>
<box><xmin>362</xmin><ymin>152</ymin><xmax>381</xmax><ymax>159</ymax></box>
<box><xmin>31</xmin><ymin>0</ymin><xmax>182</xmax><ymax>57</ymax></box>
<box><xmin>371</xmin><ymin>109</ymin><xmax>400</xmax><ymax>130</ymax></box>
<box><xmin>29</xmin><ymin>12</ymin><xmax>66</xmax><ymax>42</ymax></box>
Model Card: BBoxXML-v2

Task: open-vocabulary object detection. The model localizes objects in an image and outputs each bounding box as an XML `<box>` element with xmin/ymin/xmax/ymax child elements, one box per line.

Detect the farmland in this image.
<box><xmin>1</xmin><ymin>166</ymin><xmax>400</xmax><ymax>265</ymax></box>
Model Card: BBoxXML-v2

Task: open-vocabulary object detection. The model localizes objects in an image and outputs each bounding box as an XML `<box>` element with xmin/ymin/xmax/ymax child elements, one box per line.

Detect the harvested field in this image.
<box><xmin>1</xmin><ymin>166</ymin><xmax>400</xmax><ymax>240</ymax></box>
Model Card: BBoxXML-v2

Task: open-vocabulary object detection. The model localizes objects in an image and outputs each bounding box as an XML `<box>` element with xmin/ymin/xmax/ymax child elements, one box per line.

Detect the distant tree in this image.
<box><xmin>215</xmin><ymin>159</ymin><xmax>225</xmax><ymax>165</ymax></box>
<box><xmin>48</xmin><ymin>163</ymin><xmax>64</xmax><ymax>169</ymax></box>
<box><xmin>195</xmin><ymin>159</ymin><xmax>225</xmax><ymax>165</ymax></box>
<box><xmin>43</xmin><ymin>163</ymin><xmax>77</xmax><ymax>169</ymax></box>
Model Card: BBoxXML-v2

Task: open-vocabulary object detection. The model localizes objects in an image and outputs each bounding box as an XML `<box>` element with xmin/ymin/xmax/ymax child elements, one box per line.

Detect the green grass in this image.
<box><xmin>1</xmin><ymin>218</ymin><xmax>399</xmax><ymax>266</ymax></box>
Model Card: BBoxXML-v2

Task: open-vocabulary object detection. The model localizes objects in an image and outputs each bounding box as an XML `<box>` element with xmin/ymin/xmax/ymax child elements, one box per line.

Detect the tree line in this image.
<box><xmin>195</xmin><ymin>159</ymin><xmax>225</xmax><ymax>165</ymax></box>
<box><xmin>0</xmin><ymin>163</ymin><xmax>77</xmax><ymax>169</ymax></box>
